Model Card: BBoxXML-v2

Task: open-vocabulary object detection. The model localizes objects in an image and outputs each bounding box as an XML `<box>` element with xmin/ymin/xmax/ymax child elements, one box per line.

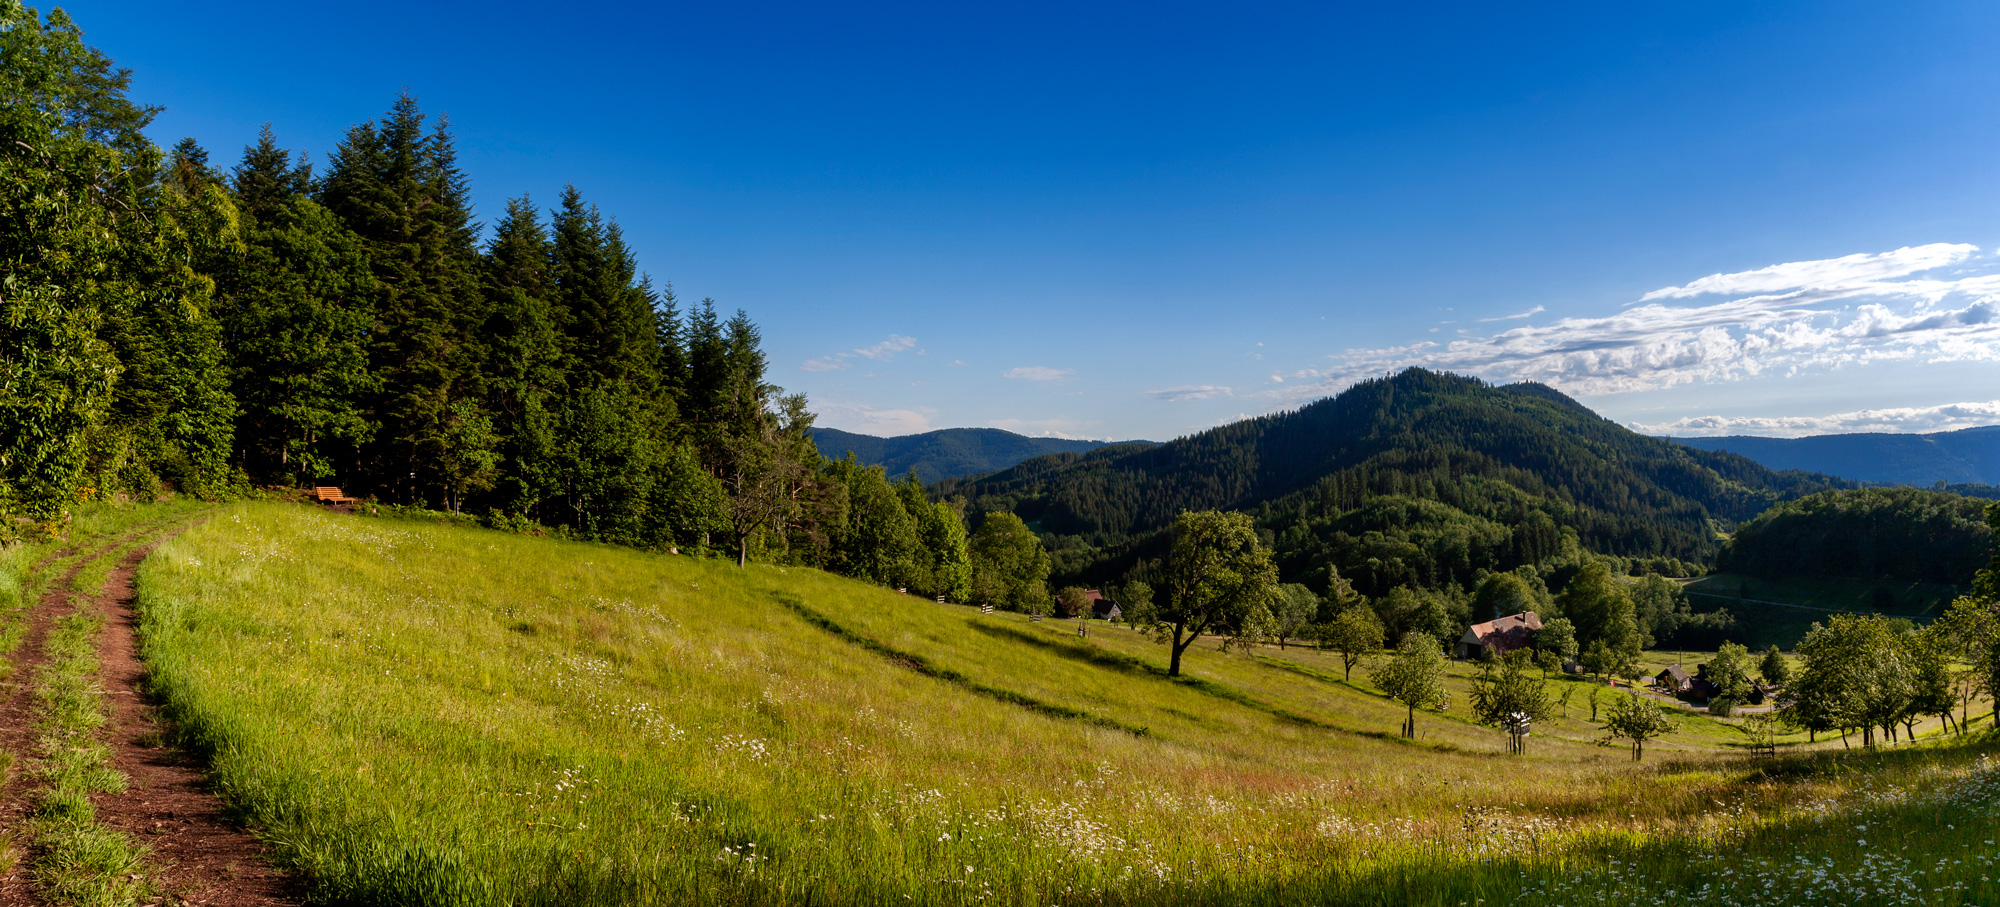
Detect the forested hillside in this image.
<box><xmin>1719</xmin><ymin>487</ymin><xmax>1995</xmax><ymax>584</ymax></box>
<box><xmin>811</xmin><ymin>427</ymin><xmax>1144</xmax><ymax>483</ymax></box>
<box><xmin>940</xmin><ymin>369</ymin><xmax>1848</xmax><ymax>594</ymax></box>
<box><xmin>1675</xmin><ymin>426</ymin><xmax>2000</xmax><ymax>485</ymax></box>
<box><xmin>0</xmin><ymin>6</ymin><xmax>974</xmax><ymax>598</ymax></box>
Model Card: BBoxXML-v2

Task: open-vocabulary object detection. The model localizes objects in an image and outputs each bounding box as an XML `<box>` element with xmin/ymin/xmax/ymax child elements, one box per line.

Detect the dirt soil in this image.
<box><xmin>0</xmin><ymin>523</ymin><xmax>302</xmax><ymax>906</ymax></box>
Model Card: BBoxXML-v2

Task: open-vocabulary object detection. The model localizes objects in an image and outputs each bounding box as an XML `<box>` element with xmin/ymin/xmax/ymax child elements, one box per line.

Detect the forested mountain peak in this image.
<box><xmin>941</xmin><ymin>368</ymin><xmax>1849</xmax><ymax>593</ymax></box>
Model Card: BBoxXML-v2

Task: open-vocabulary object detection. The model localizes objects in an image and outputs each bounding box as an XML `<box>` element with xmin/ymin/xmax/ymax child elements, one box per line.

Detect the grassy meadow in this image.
<box><xmin>125</xmin><ymin>502</ymin><xmax>2000</xmax><ymax>905</ymax></box>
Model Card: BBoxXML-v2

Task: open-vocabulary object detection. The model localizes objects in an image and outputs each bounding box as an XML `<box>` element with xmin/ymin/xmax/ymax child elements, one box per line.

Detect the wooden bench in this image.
<box><xmin>313</xmin><ymin>486</ymin><xmax>357</xmax><ymax>505</ymax></box>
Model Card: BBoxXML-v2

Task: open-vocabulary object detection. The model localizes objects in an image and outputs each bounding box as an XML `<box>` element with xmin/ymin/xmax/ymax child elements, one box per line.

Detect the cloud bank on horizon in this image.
<box><xmin>1634</xmin><ymin>399</ymin><xmax>2000</xmax><ymax>438</ymax></box>
<box><xmin>1145</xmin><ymin>243</ymin><xmax>2000</xmax><ymax>437</ymax></box>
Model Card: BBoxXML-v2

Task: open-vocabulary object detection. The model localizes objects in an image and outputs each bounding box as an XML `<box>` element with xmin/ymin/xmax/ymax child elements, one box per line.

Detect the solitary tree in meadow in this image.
<box><xmin>1372</xmin><ymin>631</ymin><xmax>1449</xmax><ymax>738</ymax></box>
<box><xmin>1267</xmin><ymin>584</ymin><xmax>1318</xmax><ymax>650</ymax></box>
<box><xmin>1470</xmin><ymin>650</ymin><xmax>1553</xmax><ymax>754</ymax></box>
<box><xmin>1318</xmin><ymin>606</ymin><xmax>1385</xmax><ymax>680</ymax></box>
<box><xmin>1144</xmin><ymin>510</ymin><xmax>1279</xmax><ymax>677</ymax></box>
<box><xmin>1603</xmin><ymin>692</ymin><xmax>1674</xmax><ymax>760</ymax></box>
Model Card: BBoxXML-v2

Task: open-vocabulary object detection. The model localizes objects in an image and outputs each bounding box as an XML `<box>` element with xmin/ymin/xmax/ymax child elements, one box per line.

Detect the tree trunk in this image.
<box><xmin>1404</xmin><ymin>704</ymin><xmax>1415</xmax><ymax>738</ymax></box>
<box><xmin>737</xmin><ymin>532</ymin><xmax>749</xmax><ymax>568</ymax></box>
<box><xmin>1169</xmin><ymin>624</ymin><xmax>1189</xmax><ymax>677</ymax></box>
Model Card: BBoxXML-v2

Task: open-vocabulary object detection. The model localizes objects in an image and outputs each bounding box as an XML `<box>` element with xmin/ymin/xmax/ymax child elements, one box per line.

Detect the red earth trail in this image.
<box><xmin>0</xmin><ymin>518</ymin><xmax>302</xmax><ymax>906</ymax></box>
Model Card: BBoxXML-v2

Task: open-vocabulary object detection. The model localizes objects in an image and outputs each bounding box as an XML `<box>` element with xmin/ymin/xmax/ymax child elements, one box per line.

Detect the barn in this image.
<box><xmin>1454</xmin><ymin>611</ymin><xmax>1542</xmax><ymax>660</ymax></box>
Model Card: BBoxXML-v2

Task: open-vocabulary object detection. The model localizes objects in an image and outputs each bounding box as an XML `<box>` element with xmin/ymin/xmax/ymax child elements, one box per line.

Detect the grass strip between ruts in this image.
<box><xmin>23</xmin><ymin>517</ymin><xmax>199</xmax><ymax>906</ymax></box>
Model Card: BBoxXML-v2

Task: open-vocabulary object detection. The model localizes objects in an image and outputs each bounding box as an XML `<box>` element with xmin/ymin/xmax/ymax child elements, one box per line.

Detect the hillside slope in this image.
<box><xmin>811</xmin><ymin>427</ymin><xmax>1149</xmax><ymax>483</ymax></box>
<box><xmin>1674</xmin><ymin>426</ymin><xmax>2000</xmax><ymax>485</ymax></box>
<box><xmin>940</xmin><ymin>369</ymin><xmax>1847</xmax><ymax>591</ymax></box>
<box><xmin>118</xmin><ymin>502</ymin><xmax>2000</xmax><ymax>906</ymax></box>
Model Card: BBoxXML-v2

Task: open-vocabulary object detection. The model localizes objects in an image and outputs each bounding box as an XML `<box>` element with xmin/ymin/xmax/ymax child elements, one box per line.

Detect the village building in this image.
<box><xmin>1454</xmin><ymin>611</ymin><xmax>1542</xmax><ymax>660</ymax></box>
<box><xmin>1655</xmin><ymin>664</ymin><xmax>1693</xmax><ymax>694</ymax></box>
<box><xmin>1084</xmin><ymin>589</ymin><xmax>1121</xmax><ymax>621</ymax></box>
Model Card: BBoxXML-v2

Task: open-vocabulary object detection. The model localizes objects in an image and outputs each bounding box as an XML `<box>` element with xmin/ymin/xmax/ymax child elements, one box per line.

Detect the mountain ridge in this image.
<box><xmin>1672</xmin><ymin>426</ymin><xmax>2000</xmax><ymax>486</ymax></box>
<box><xmin>809</xmin><ymin>427</ymin><xmax>1153</xmax><ymax>484</ymax></box>
<box><xmin>938</xmin><ymin>369</ymin><xmax>1852</xmax><ymax>592</ymax></box>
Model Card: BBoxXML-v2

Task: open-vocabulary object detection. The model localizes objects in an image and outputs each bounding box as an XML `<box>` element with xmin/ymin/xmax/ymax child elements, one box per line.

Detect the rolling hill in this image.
<box><xmin>810</xmin><ymin>426</ymin><xmax>1151</xmax><ymax>483</ymax></box>
<box><xmin>1673</xmin><ymin>426</ymin><xmax>2000</xmax><ymax>486</ymax></box>
<box><xmin>102</xmin><ymin>500</ymin><xmax>2000</xmax><ymax>905</ymax></box>
<box><xmin>938</xmin><ymin>368</ymin><xmax>1850</xmax><ymax>592</ymax></box>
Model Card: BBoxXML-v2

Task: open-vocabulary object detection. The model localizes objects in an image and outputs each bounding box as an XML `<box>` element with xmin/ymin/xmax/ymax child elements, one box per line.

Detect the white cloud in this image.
<box><xmin>988</xmin><ymin>417</ymin><xmax>1090</xmax><ymax>438</ymax></box>
<box><xmin>854</xmin><ymin>335</ymin><xmax>918</xmax><ymax>360</ymax></box>
<box><xmin>815</xmin><ymin>401</ymin><xmax>935</xmax><ymax>436</ymax></box>
<box><xmin>799</xmin><ymin>334</ymin><xmax>918</xmax><ymax>373</ymax></box>
<box><xmin>1633</xmin><ymin>400</ymin><xmax>2000</xmax><ymax>437</ymax></box>
<box><xmin>1640</xmin><ymin>244</ymin><xmax>1977</xmax><ymax>301</ymax></box>
<box><xmin>1145</xmin><ymin>385</ymin><xmax>1233</xmax><ymax>401</ymax></box>
<box><xmin>1478</xmin><ymin>305</ymin><xmax>1544</xmax><ymax>322</ymax></box>
<box><xmin>1004</xmin><ymin>366</ymin><xmax>1073</xmax><ymax>381</ymax></box>
<box><xmin>1266</xmin><ymin>244</ymin><xmax>2000</xmax><ymax>403</ymax></box>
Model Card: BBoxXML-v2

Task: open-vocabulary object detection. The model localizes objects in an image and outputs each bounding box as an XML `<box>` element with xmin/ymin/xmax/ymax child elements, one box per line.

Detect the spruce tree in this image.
<box><xmin>479</xmin><ymin>195</ymin><xmax>564</xmax><ymax>517</ymax></box>
<box><xmin>221</xmin><ymin>132</ymin><xmax>378</xmax><ymax>484</ymax></box>
<box><xmin>319</xmin><ymin>93</ymin><xmax>487</xmax><ymax>506</ymax></box>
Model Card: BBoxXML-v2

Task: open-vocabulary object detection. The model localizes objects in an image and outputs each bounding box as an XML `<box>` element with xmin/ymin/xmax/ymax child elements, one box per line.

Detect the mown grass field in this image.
<box><xmin>128</xmin><ymin>502</ymin><xmax>2000</xmax><ymax>905</ymax></box>
<box><xmin>1685</xmin><ymin>572</ymin><xmax>1964</xmax><ymax>648</ymax></box>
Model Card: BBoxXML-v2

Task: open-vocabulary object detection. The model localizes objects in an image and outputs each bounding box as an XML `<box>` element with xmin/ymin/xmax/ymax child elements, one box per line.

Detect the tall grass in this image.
<box><xmin>132</xmin><ymin>503</ymin><xmax>2000</xmax><ymax>905</ymax></box>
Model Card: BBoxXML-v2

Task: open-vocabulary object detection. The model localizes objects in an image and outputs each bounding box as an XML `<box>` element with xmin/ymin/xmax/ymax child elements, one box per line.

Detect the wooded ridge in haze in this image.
<box><xmin>809</xmin><ymin>427</ymin><xmax>1148</xmax><ymax>484</ymax></box>
<box><xmin>1675</xmin><ymin>427</ymin><xmax>2000</xmax><ymax>487</ymax></box>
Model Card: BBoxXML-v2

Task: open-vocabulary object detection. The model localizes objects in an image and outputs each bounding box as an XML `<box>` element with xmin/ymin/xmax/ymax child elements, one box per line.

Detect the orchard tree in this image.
<box><xmin>1144</xmin><ymin>510</ymin><xmax>1278</xmax><ymax>677</ymax></box>
<box><xmin>1056</xmin><ymin>586</ymin><xmax>1092</xmax><ymax>619</ymax></box>
<box><xmin>1318</xmin><ymin>606</ymin><xmax>1385</xmax><ymax>681</ymax></box>
<box><xmin>1372</xmin><ymin>631</ymin><xmax>1449</xmax><ymax>738</ymax></box>
<box><xmin>1470</xmin><ymin>650</ymin><xmax>1553</xmax><ymax>754</ymax></box>
<box><xmin>1268</xmin><ymin>584</ymin><xmax>1318</xmax><ymax>650</ymax></box>
<box><xmin>1603</xmin><ymin>693</ymin><xmax>1674</xmax><ymax>760</ymax></box>
<box><xmin>1700</xmin><ymin>642</ymin><xmax>1755</xmax><ymax>705</ymax></box>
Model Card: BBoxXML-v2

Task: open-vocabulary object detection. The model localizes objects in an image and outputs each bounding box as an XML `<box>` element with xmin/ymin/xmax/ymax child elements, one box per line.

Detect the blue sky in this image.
<box><xmin>86</xmin><ymin>0</ymin><xmax>2000</xmax><ymax>440</ymax></box>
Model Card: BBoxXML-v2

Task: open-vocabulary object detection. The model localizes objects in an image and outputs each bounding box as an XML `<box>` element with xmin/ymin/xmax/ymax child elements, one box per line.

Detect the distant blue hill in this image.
<box><xmin>1672</xmin><ymin>425</ymin><xmax>2000</xmax><ymax>487</ymax></box>
<box><xmin>810</xmin><ymin>427</ymin><xmax>1153</xmax><ymax>484</ymax></box>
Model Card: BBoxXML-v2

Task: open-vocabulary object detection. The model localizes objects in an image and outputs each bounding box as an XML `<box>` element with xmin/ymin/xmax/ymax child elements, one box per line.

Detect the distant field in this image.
<box><xmin>1683</xmin><ymin>572</ymin><xmax>1964</xmax><ymax>648</ymax></box>
<box><xmin>131</xmin><ymin>502</ymin><xmax>2000</xmax><ymax>905</ymax></box>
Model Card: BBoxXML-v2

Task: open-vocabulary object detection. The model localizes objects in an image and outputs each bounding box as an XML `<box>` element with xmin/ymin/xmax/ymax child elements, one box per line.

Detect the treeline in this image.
<box><xmin>941</xmin><ymin>369</ymin><xmax>1837</xmax><ymax>598</ymax></box>
<box><xmin>1720</xmin><ymin>487</ymin><xmax>1994</xmax><ymax>585</ymax></box>
<box><xmin>0</xmin><ymin>7</ymin><xmax>991</xmax><ymax>600</ymax></box>
<box><xmin>1778</xmin><ymin>502</ymin><xmax>2000</xmax><ymax>746</ymax></box>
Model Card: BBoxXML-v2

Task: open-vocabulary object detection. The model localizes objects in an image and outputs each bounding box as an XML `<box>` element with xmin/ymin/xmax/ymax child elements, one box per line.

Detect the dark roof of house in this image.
<box><xmin>1658</xmin><ymin>664</ymin><xmax>1692</xmax><ymax>684</ymax></box>
<box><xmin>1464</xmin><ymin>611</ymin><xmax>1542</xmax><ymax>654</ymax></box>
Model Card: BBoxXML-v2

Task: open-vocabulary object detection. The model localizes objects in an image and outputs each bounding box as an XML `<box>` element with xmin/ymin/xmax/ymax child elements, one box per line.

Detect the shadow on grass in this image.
<box><xmin>771</xmin><ymin>593</ymin><xmax>1150</xmax><ymax>736</ymax></box>
<box><xmin>965</xmin><ymin>620</ymin><xmax>1461</xmax><ymax>751</ymax></box>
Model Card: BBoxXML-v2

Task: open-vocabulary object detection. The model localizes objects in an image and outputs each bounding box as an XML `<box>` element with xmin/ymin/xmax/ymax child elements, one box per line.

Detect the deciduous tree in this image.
<box><xmin>1317</xmin><ymin>606</ymin><xmax>1385</xmax><ymax>681</ymax></box>
<box><xmin>1145</xmin><ymin>510</ymin><xmax>1278</xmax><ymax>677</ymax></box>
<box><xmin>1372</xmin><ymin>631</ymin><xmax>1449</xmax><ymax>738</ymax></box>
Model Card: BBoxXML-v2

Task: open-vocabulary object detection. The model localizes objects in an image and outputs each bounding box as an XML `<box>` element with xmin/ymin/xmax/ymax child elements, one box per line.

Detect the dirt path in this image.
<box><xmin>0</xmin><ymin>520</ymin><xmax>300</xmax><ymax>906</ymax></box>
<box><xmin>88</xmin><ymin>530</ymin><xmax>301</xmax><ymax>906</ymax></box>
<box><xmin>0</xmin><ymin>529</ymin><xmax>147</xmax><ymax>905</ymax></box>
